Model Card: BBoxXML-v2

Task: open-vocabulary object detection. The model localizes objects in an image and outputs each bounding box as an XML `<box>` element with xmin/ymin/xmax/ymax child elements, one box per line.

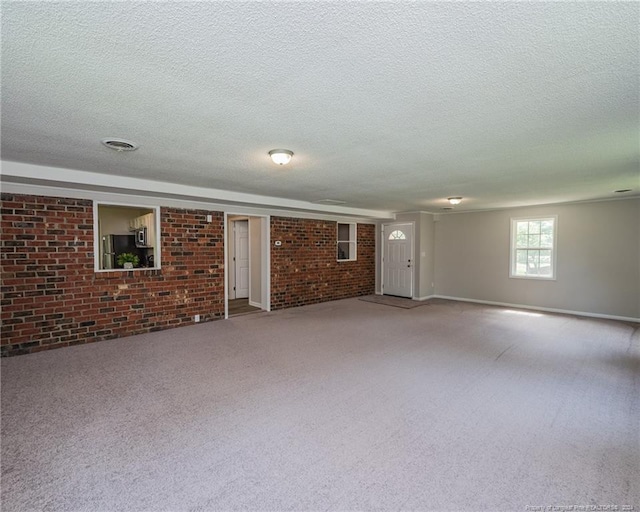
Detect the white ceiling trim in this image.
<box><xmin>0</xmin><ymin>160</ymin><xmax>394</xmax><ymax>222</ymax></box>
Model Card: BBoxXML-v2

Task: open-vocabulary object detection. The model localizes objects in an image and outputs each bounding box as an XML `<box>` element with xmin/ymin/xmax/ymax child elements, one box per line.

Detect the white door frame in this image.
<box><xmin>224</xmin><ymin>213</ymin><xmax>271</xmax><ymax>318</ymax></box>
<box><xmin>381</xmin><ymin>221</ymin><xmax>415</xmax><ymax>299</ymax></box>
<box><xmin>248</xmin><ymin>217</ymin><xmax>268</xmax><ymax>310</ymax></box>
<box><xmin>228</xmin><ymin>219</ymin><xmax>238</xmax><ymax>300</ymax></box>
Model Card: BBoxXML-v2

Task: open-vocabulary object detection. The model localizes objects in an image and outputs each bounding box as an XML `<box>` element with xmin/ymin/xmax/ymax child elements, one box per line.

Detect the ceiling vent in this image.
<box><xmin>101</xmin><ymin>138</ymin><xmax>139</xmax><ymax>151</ymax></box>
<box><xmin>313</xmin><ymin>199</ymin><xmax>347</xmax><ymax>205</ymax></box>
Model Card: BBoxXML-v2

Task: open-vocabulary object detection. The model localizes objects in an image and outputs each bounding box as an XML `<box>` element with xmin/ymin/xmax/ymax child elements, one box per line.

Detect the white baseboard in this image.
<box><xmin>432</xmin><ymin>295</ymin><xmax>640</xmax><ymax>323</ymax></box>
<box><xmin>413</xmin><ymin>295</ymin><xmax>436</xmax><ymax>301</ymax></box>
<box><xmin>249</xmin><ymin>300</ymin><xmax>262</xmax><ymax>309</ymax></box>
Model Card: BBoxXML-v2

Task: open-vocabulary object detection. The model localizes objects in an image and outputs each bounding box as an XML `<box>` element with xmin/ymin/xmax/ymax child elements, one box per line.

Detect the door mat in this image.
<box><xmin>358</xmin><ymin>295</ymin><xmax>429</xmax><ymax>309</ymax></box>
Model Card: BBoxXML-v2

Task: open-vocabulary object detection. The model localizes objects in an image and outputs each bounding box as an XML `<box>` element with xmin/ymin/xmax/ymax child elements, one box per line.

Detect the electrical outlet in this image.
<box><xmin>194</xmin><ymin>314</ymin><xmax>200</xmax><ymax>323</ymax></box>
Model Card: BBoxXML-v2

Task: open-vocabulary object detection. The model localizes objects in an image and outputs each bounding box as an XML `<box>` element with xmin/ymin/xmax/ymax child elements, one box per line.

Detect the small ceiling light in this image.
<box><xmin>101</xmin><ymin>138</ymin><xmax>139</xmax><ymax>151</ymax></box>
<box><xmin>269</xmin><ymin>149</ymin><xmax>294</xmax><ymax>165</ymax></box>
<box><xmin>448</xmin><ymin>197</ymin><xmax>463</xmax><ymax>205</ymax></box>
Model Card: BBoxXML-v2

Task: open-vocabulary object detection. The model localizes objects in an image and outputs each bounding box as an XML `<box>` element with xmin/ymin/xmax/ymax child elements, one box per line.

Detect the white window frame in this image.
<box><xmin>93</xmin><ymin>202</ymin><xmax>161</xmax><ymax>272</ymax></box>
<box><xmin>337</xmin><ymin>222</ymin><xmax>357</xmax><ymax>262</ymax></box>
<box><xmin>510</xmin><ymin>216</ymin><xmax>557</xmax><ymax>280</ymax></box>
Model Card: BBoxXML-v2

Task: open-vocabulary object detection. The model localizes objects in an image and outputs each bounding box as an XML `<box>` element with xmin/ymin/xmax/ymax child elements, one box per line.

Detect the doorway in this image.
<box><xmin>225</xmin><ymin>214</ymin><xmax>270</xmax><ymax>317</ymax></box>
<box><xmin>382</xmin><ymin>222</ymin><xmax>414</xmax><ymax>298</ymax></box>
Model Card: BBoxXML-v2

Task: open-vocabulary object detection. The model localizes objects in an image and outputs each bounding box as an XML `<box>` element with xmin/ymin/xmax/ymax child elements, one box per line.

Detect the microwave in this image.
<box><xmin>135</xmin><ymin>227</ymin><xmax>148</xmax><ymax>247</ymax></box>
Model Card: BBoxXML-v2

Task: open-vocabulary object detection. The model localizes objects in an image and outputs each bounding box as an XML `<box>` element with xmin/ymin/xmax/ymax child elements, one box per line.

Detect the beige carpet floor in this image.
<box><xmin>1</xmin><ymin>298</ymin><xmax>638</xmax><ymax>511</ymax></box>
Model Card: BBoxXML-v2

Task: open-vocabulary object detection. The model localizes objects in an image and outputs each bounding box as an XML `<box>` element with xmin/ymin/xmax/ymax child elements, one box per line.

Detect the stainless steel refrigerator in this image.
<box><xmin>102</xmin><ymin>234</ymin><xmax>140</xmax><ymax>269</ymax></box>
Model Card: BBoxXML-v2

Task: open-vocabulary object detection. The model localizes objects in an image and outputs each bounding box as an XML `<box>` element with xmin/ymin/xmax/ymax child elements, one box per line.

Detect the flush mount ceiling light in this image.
<box><xmin>268</xmin><ymin>149</ymin><xmax>294</xmax><ymax>165</ymax></box>
<box><xmin>101</xmin><ymin>138</ymin><xmax>139</xmax><ymax>151</ymax></box>
<box><xmin>447</xmin><ymin>197</ymin><xmax>463</xmax><ymax>205</ymax></box>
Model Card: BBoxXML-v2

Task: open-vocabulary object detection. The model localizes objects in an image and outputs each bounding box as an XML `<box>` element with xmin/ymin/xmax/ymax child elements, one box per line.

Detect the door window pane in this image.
<box><xmin>388</xmin><ymin>230</ymin><xmax>406</xmax><ymax>240</ymax></box>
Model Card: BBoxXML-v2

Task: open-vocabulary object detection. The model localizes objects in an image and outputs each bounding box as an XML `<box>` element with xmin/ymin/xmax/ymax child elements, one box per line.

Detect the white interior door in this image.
<box><xmin>383</xmin><ymin>223</ymin><xmax>413</xmax><ymax>298</ymax></box>
<box><xmin>234</xmin><ymin>220</ymin><xmax>249</xmax><ymax>299</ymax></box>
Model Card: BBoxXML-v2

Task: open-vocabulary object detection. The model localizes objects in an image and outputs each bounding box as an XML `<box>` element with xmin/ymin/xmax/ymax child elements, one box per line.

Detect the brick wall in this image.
<box><xmin>270</xmin><ymin>217</ymin><xmax>375</xmax><ymax>309</ymax></box>
<box><xmin>1</xmin><ymin>194</ymin><xmax>225</xmax><ymax>356</ymax></box>
<box><xmin>1</xmin><ymin>194</ymin><xmax>377</xmax><ymax>356</ymax></box>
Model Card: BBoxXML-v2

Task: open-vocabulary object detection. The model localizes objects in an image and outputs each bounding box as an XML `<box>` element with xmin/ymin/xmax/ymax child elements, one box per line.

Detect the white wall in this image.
<box><xmin>434</xmin><ymin>199</ymin><xmax>640</xmax><ymax>319</ymax></box>
<box><xmin>418</xmin><ymin>212</ymin><xmax>436</xmax><ymax>299</ymax></box>
<box><xmin>393</xmin><ymin>212</ymin><xmax>436</xmax><ymax>299</ymax></box>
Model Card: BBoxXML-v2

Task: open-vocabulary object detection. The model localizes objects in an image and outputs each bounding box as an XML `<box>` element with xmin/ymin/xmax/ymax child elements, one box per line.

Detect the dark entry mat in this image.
<box><xmin>358</xmin><ymin>295</ymin><xmax>429</xmax><ymax>309</ymax></box>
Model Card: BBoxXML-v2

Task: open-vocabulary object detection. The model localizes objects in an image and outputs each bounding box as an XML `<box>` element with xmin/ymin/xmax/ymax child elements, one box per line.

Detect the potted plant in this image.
<box><xmin>116</xmin><ymin>252</ymin><xmax>140</xmax><ymax>269</ymax></box>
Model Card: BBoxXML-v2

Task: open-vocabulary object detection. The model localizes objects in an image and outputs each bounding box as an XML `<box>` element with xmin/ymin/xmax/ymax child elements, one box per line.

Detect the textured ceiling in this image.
<box><xmin>1</xmin><ymin>1</ymin><xmax>638</xmax><ymax>214</ymax></box>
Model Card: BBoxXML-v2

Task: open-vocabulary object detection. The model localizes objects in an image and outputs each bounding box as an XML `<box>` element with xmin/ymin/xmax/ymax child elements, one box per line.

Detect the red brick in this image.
<box><xmin>2</xmin><ymin>195</ymin><xmax>375</xmax><ymax>357</ymax></box>
<box><xmin>270</xmin><ymin>217</ymin><xmax>375</xmax><ymax>310</ymax></box>
<box><xmin>1</xmin><ymin>195</ymin><xmax>225</xmax><ymax>356</ymax></box>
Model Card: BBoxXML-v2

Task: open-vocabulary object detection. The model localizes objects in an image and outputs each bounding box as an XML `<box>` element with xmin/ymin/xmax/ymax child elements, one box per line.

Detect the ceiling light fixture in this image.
<box><xmin>447</xmin><ymin>197</ymin><xmax>463</xmax><ymax>205</ymax></box>
<box><xmin>101</xmin><ymin>138</ymin><xmax>139</xmax><ymax>151</ymax></box>
<box><xmin>268</xmin><ymin>149</ymin><xmax>294</xmax><ymax>165</ymax></box>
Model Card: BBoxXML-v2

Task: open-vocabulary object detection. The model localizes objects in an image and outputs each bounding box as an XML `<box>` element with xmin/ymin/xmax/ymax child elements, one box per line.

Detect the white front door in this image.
<box><xmin>234</xmin><ymin>220</ymin><xmax>249</xmax><ymax>299</ymax></box>
<box><xmin>382</xmin><ymin>222</ymin><xmax>413</xmax><ymax>298</ymax></box>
